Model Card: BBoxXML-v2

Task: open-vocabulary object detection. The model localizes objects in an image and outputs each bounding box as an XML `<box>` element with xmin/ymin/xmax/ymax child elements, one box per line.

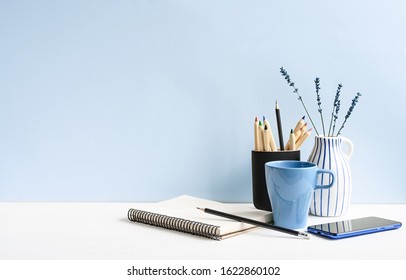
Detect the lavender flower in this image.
<box><xmin>280</xmin><ymin>67</ymin><xmax>362</xmax><ymax>138</ymax></box>
<box><xmin>328</xmin><ymin>84</ymin><xmax>342</xmax><ymax>136</ymax></box>
<box><xmin>280</xmin><ymin>67</ymin><xmax>320</xmax><ymax>136</ymax></box>
<box><xmin>336</xmin><ymin>92</ymin><xmax>361</xmax><ymax>136</ymax></box>
<box><xmin>314</xmin><ymin>77</ymin><xmax>326</xmax><ymax>135</ymax></box>
<box><xmin>332</xmin><ymin>99</ymin><xmax>341</xmax><ymax>136</ymax></box>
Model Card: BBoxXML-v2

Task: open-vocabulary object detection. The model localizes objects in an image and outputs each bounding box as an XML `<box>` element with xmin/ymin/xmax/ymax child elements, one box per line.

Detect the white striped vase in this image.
<box><xmin>308</xmin><ymin>136</ymin><xmax>354</xmax><ymax>217</ymax></box>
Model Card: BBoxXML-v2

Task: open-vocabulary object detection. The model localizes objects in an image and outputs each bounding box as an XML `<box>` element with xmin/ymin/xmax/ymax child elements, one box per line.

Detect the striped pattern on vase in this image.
<box><xmin>308</xmin><ymin>136</ymin><xmax>352</xmax><ymax>217</ymax></box>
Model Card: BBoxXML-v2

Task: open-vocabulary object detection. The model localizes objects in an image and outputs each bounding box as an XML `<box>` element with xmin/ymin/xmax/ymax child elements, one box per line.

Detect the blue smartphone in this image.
<box><xmin>307</xmin><ymin>216</ymin><xmax>402</xmax><ymax>239</ymax></box>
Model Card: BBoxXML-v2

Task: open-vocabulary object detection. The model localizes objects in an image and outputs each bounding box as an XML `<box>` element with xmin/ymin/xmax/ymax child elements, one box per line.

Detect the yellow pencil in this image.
<box><xmin>286</xmin><ymin>117</ymin><xmax>306</xmax><ymax>150</ymax></box>
<box><xmin>294</xmin><ymin>116</ymin><xmax>306</xmax><ymax>133</ymax></box>
<box><xmin>263</xmin><ymin>117</ymin><xmax>277</xmax><ymax>151</ymax></box>
<box><xmin>296</xmin><ymin>128</ymin><xmax>312</xmax><ymax>149</ymax></box>
<box><xmin>295</xmin><ymin>122</ymin><xmax>307</xmax><ymax>138</ymax></box>
<box><xmin>289</xmin><ymin>129</ymin><xmax>296</xmax><ymax>150</ymax></box>
<box><xmin>254</xmin><ymin>117</ymin><xmax>260</xmax><ymax>151</ymax></box>
<box><xmin>258</xmin><ymin>121</ymin><xmax>265</xmax><ymax>151</ymax></box>
<box><xmin>263</xmin><ymin>124</ymin><xmax>271</xmax><ymax>151</ymax></box>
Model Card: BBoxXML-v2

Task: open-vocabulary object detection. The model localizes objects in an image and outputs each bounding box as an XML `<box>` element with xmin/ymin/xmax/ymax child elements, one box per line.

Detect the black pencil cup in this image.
<box><xmin>251</xmin><ymin>150</ymin><xmax>301</xmax><ymax>211</ymax></box>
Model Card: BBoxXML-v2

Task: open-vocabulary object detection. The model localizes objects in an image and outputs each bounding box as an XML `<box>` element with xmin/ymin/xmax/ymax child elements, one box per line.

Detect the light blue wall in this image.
<box><xmin>1</xmin><ymin>0</ymin><xmax>405</xmax><ymax>202</ymax></box>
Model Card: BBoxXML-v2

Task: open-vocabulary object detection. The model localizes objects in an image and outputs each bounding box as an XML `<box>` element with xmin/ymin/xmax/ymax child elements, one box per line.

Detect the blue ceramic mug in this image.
<box><xmin>265</xmin><ymin>161</ymin><xmax>335</xmax><ymax>229</ymax></box>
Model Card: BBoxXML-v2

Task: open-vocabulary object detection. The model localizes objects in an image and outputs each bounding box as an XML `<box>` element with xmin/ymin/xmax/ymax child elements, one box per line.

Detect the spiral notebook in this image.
<box><xmin>128</xmin><ymin>195</ymin><xmax>272</xmax><ymax>240</ymax></box>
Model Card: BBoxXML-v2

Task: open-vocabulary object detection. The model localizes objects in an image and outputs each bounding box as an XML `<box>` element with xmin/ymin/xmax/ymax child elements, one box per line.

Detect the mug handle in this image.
<box><xmin>340</xmin><ymin>136</ymin><xmax>354</xmax><ymax>161</ymax></box>
<box><xmin>315</xmin><ymin>169</ymin><xmax>335</xmax><ymax>190</ymax></box>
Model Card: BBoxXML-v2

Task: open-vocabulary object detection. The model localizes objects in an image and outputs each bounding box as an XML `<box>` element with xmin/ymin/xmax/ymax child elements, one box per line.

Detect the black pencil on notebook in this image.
<box><xmin>197</xmin><ymin>207</ymin><xmax>309</xmax><ymax>239</ymax></box>
<box><xmin>275</xmin><ymin>100</ymin><xmax>285</xmax><ymax>150</ymax></box>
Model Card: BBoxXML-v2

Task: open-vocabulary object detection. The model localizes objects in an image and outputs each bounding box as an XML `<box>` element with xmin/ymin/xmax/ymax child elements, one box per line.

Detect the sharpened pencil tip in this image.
<box><xmin>196</xmin><ymin>207</ymin><xmax>204</xmax><ymax>211</ymax></box>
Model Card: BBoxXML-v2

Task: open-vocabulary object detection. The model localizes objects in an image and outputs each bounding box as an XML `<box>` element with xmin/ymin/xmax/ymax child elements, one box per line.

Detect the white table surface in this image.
<box><xmin>0</xmin><ymin>202</ymin><xmax>405</xmax><ymax>260</ymax></box>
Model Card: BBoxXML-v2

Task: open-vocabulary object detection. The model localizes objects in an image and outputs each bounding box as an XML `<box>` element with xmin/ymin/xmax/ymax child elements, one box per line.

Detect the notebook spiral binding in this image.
<box><xmin>128</xmin><ymin>208</ymin><xmax>221</xmax><ymax>240</ymax></box>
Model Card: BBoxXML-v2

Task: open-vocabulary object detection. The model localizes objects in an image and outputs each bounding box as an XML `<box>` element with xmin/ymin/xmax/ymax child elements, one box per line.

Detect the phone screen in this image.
<box><xmin>307</xmin><ymin>216</ymin><xmax>402</xmax><ymax>238</ymax></box>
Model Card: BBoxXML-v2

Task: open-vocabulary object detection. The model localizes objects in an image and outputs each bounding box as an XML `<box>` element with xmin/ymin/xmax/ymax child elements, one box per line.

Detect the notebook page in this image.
<box><xmin>136</xmin><ymin>195</ymin><xmax>272</xmax><ymax>236</ymax></box>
